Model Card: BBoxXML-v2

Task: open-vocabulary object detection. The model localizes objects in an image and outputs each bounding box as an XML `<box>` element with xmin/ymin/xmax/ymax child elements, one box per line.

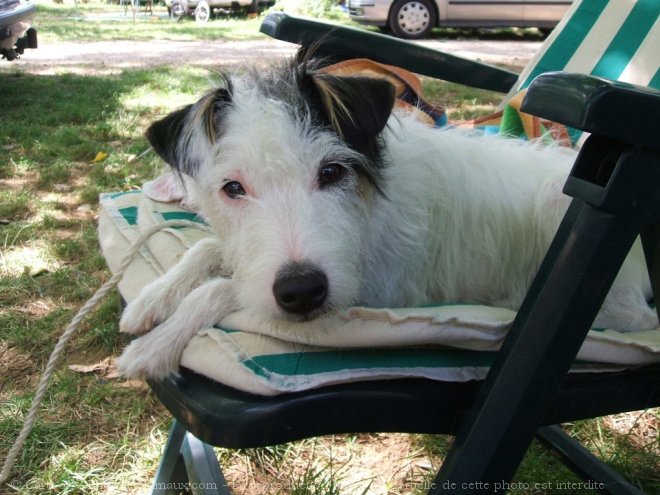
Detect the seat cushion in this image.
<box><xmin>99</xmin><ymin>191</ymin><xmax>660</xmax><ymax>395</ymax></box>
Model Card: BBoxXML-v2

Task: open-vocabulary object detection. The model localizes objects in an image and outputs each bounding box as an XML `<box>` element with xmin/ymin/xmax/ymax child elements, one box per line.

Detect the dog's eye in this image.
<box><xmin>222</xmin><ymin>181</ymin><xmax>245</xmax><ymax>199</ymax></box>
<box><xmin>318</xmin><ymin>163</ymin><xmax>345</xmax><ymax>187</ymax></box>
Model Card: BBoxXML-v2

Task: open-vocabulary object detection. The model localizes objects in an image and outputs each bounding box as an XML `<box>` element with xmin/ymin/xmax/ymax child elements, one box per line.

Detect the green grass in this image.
<box><xmin>0</xmin><ymin>15</ymin><xmax>657</xmax><ymax>494</ymax></box>
<box><xmin>0</xmin><ymin>190</ymin><xmax>34</xmax><ymax>221</ymax></box>
<box><xmin>0</xmin><ymin>66</ymin><xmax>205</xmax><ymax>494</ymax></box>
<box><xmin>421</xmin><ymin>77</ymin><xmax>503</xmax><ymax>122</ymax></box>
<box><xmin>35</xmin><ymin>0</ymin><xmax>266</xmax><ymax>43</ymax></box>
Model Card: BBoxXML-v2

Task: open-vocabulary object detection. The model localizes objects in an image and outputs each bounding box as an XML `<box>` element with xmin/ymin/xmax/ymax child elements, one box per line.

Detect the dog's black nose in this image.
<box><xmin>273</xmin><ymin>263</ymin><xmax>328</xmax><ymax>315</ymax></box>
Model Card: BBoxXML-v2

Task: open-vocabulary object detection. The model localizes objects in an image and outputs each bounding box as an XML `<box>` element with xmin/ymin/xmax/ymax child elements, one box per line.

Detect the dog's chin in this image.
<box><xmin>273</xmin><ymin>305</ymin><xmax>334</xmax><ymax>323</ymax></box>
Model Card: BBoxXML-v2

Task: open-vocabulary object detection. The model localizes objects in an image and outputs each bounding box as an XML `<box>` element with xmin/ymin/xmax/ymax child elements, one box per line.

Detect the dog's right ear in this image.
<box><xmin>146</xmin><ymin>86</ymin><xmax>232</xmax><ymax>176</ymax></box>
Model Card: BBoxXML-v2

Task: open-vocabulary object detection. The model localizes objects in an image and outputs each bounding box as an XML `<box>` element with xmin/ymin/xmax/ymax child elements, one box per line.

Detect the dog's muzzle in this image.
<box><xmin>273</xmin><ymin>262</ymin><xmax>328</xmax><ymax>316</ymax></box>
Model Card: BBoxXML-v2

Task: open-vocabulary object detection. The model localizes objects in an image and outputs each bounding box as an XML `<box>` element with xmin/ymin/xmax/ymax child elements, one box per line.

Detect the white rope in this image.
<box><xmin>0</xmin><ymin>219</ymin><xmax>213</xmax><ymax>485</ymax></box>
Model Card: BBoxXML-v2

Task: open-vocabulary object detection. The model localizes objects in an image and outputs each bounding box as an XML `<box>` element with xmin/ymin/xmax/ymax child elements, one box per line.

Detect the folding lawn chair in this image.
<box><xmin>98</xmin><ymin>1</ymin><xmax>660</xmax><ymax>493</ymax></box>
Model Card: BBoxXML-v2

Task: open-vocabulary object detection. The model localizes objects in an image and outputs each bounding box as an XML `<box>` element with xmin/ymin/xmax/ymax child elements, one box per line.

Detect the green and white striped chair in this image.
<box><xmin>511</xmin><ymin>0</ymin><xmax>660</xmax><ymax>96</ymax></box>
<box><xmin>503</xmin><ymin>0</ymin><xmax>660</xmax><ymax>145</ymax></box>
<box><xmin>102</xmin><ymin>2</ymin><xmax>660</xmax><ymax>493</ymax></box>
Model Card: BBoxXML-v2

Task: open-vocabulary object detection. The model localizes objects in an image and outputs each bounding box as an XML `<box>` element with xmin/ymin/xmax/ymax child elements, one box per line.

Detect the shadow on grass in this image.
<box><xmin>428</xmin><ymin>26</ymin><xmax>547</xmax><ymax>41</ymax></box>
<box><xmin>410</xmin><ymin>420</ymin><xmax>659</xmax><ymax>495</ymax></box>
<box><xmin>364</xmin><ymin>24</ymin><xmax>548</xmax><ymax>42</ymax></box>
<box><xmin>0</xmin><ymin>67</ymin><xmax>210</xmax><ymax>194</ymax></box>
<box><xmin>0</xmin><ymin>67</ymin><xmax>212</xmax><ymax>493</ymax></box>
<box><xmin>2</xmin><ymin>71</ymin><xmax>134</xmax><ymax>165</ymax></box>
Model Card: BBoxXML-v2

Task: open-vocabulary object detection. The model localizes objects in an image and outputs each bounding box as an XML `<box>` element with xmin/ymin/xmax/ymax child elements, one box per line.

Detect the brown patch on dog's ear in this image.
<box><xmin>306</xmin><ymin>74</ymin><xmax>396</xmax><ymax>155</ymax></box>
<box><xmin>145</xmin><ymin>86</ymin><xmax>232</xmax><ymax>176</ymax></box>
<box><xmin>191</xmin><ymin>87</ymin><xmax>233</xmax><ymax>143</ymax></box>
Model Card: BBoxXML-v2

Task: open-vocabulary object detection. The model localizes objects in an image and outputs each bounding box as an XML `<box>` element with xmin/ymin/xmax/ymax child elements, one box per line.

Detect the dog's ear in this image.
<box><xmin>305</xmin><ymin>74</ymin><xmax>396</xmax><ymax>155</ymax></box>
<box><xmin>145</xmin><ymin>87</ymin><xmax>232</xmax><ymax>176</ymax></box>
<box><xmin>145</xmin><ymin>104</ymin><xmax>192</xmax><ymax>170</ymax></box>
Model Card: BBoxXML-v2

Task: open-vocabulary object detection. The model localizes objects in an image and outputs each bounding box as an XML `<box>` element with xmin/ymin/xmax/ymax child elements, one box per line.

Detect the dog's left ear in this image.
<box><xmin>307</xmin><ymin>74</ymin><xmax>396</xmax><ymax>154</ymax></box>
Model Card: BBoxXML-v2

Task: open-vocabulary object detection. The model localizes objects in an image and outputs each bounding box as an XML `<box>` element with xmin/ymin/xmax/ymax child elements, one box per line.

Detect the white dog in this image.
<box><xmin>116</xmin><ymin>54</ymin><xmax>657</xmax><ymax>379</ymax></box>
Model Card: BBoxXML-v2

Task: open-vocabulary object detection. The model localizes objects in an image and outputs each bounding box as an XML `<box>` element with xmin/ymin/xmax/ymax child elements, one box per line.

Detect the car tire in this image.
<box><xmin>170</xmin><ymin>0</ymin><xmax>187</xmax><ymax>21</ymax></box>
<box><xmin>389</xmin><ymin>0</ymin><xmax>436</xmax><ymax>39</ymax></box>
<box><xmin>195</xmin><ymin>0</ymin><xmax>211</xmax><ymax>23</ymax></box>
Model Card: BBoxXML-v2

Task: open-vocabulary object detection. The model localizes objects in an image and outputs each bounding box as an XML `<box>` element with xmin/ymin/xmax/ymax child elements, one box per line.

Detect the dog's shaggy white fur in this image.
<box><xmin>117</xmin><ymin>54</ymin><xmax>657</xmax><ymax>379</ymax></box>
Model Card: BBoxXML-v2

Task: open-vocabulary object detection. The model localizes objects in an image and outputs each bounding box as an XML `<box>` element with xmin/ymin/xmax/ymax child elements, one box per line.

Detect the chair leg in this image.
<box><xmin>536</xmin><ymin>426</ymin><xmax>643</xmax><ymax>495</ymax></box>
<box><xmin>641</xmin><ymin>222</ymin><xmax>660</xmax><ymax>322</ymax></box>
<box><xmin>151</xmin><ymin>421</ymin><xmax>190</xmax><ymax>495</ymax></box>
<box><xmin>428</xmin><ymin>200</ymin><xmax>645</xmax><ymax>492</ymax></box>
<box><xmin>181</xmin><ymin>431</ymin><xmax>231</xmax><ymax>495</ymax></box>
<box><xmin>151</xmin><ymin>420</ymin><xmax>231</xmax><ymax>495</ymax></box>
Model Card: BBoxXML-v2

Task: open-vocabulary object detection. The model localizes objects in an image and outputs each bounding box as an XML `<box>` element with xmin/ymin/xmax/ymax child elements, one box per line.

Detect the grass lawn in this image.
<box><xmin>0</xmin><ymin>2</ymin><xmax>658</xmax><ymax>494</ymax></box>
<box><xmin>35</xmin><ymin>1</ymin><xmax>265</xmax><ymax>43</ymax></box>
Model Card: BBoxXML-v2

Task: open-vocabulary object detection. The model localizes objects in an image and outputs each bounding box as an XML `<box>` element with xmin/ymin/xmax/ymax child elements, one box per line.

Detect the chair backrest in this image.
<box><xmin>507</xmin><ymin>0</ymin><xmax>660</xmax><ymax>100</ymax></box>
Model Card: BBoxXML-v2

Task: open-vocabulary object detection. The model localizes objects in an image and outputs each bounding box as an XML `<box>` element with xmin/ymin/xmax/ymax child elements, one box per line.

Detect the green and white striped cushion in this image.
<box><xmin>99</xmin><ymin>192</ymin><xmax>660</xmax><ymax>395</ymax></box>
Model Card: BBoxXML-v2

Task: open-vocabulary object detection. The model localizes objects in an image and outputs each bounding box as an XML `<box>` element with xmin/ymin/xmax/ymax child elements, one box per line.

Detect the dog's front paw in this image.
<box><xmin>120</xmin><ymin>292</ymin><xmax>170</xmax><ymax>335</ymax></box>
<box><xmin>116</xmin><ymin>332</ymin><xmax>181</xmax><ymax>379</ymax></box>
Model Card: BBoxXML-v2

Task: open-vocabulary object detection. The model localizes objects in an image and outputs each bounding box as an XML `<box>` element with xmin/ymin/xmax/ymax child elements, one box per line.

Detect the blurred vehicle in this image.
<box><xmin>348</xmin><ymin>0</ymin><xmax>573</xmax><ymax>39</ymax></box>
<box><xmin>0</xmin><ymin>0</ymin><xmax>37</xmax><ymax>61</ymax></box>
<box><xmin>166</xmin><ymin>0</ymin><xmax>273</xmax><ymax>23</ymax></box>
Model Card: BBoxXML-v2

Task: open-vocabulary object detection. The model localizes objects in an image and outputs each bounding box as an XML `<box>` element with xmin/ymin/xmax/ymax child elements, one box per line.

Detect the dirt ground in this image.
<box><xmin>2</xmin><ymin>37</ymin><xmax>540</xmax><ymax>74</ymax></box>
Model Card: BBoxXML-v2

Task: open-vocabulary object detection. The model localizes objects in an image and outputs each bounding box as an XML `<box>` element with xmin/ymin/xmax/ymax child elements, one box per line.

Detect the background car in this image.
<box><xmin>348</xmin><ymin>0</ymin><xmax>573</xmax><ymax>39</ymax></box>
<box><xmin>166</xmin><ymin>0</ymin><xmax>273</xmax><ymax>22</ymax></box>
<box><xmin>0</xmin><ymin>0</ymin><xmax>37</xmax><ymax>60</ymax></box>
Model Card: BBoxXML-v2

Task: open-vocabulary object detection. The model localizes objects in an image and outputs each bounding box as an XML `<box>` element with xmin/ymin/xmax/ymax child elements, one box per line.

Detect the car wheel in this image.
<box><xmin>389</xmin><ymin>0</ymin><xmax>436</xmax><ymax>39</ymax></box>
<box><xmin>195</xmin><ymin>0</ymin><xmax>211</xmax><ymax>23</ymax></box>
<box><xmin>170</xmin><ymin>0</ymin><xmax>187</xmax><ymax>21</ymax></box>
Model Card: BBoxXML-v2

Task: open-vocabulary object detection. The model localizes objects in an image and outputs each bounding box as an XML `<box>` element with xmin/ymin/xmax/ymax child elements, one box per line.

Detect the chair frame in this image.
<box><xmin>143</xmin><ymin>14</ymin><xmax>660</xmax><ymax>495</ymax></box>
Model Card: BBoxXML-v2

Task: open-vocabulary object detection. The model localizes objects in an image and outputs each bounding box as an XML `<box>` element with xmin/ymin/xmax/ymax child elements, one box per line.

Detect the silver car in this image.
<box><xmin>348</xmin><ymin>0</ymin><xmax>573</xmax><ymax>39</ymax></box>
<box><xmin>0</xmin><ymin>0</ymin><xmax>37</xmax><ymax>60</ymax></box>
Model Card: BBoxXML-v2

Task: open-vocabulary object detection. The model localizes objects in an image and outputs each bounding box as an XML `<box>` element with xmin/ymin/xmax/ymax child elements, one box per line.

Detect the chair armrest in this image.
<box><xmin>521</xmin><ymin>71</ymin><xmax>660</xmax><ymax>151</ymax></box>
<box><xmin>260</xmin><ymin>12</ymin><xmax>518</xmax><ymax>93</ymax></box>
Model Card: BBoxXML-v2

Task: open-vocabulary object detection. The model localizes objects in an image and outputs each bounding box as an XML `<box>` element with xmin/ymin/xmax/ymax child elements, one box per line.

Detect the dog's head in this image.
<box><xmin>146</xmin><ymin>54</ymin><xmax>396</xmax><ymax>320</ymax></box>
